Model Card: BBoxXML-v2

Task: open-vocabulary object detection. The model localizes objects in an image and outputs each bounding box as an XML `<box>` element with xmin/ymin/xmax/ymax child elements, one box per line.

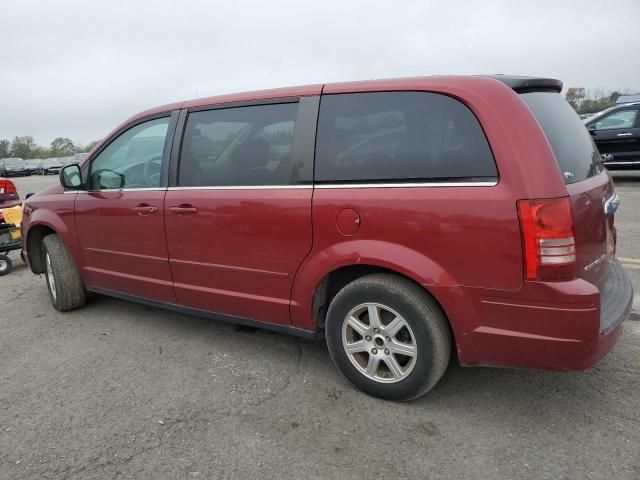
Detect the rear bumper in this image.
<box><xmin>432</xmin><ymin>259</ymin><xmax>633</xmax><ymax>370</ymax></box>
<box><xmin>599</xmin><ymin>260</ymin><xmax>633</xmax><ymax>333</ymax></box>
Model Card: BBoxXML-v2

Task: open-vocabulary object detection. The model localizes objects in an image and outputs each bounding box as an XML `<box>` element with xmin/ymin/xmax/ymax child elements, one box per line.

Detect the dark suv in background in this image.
<box><xmin>586</xmin><ymin>102</ymin><xmax>640</xmax><ymax>169</ymax></box>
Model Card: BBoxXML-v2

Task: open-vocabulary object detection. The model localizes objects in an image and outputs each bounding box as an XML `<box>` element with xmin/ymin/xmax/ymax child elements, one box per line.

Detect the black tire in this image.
<box><xmin>325</xmin><ymin>274</ymin><xmax>451</xmax><ymax>401</ymax></box>
<box><xmin>42</xmin><ymin>234</ymin><xmax>86</xmax><ymax>311</ymax></box>
<box><xmin>0</xmin><ymin>254</ymin><xmax>12</xmax><ymax>276</ymax></box>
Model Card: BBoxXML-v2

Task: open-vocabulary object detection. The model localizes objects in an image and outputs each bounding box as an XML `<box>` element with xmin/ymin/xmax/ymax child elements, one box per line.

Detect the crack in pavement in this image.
<box><xmin>247</xmin><ymin>338</ymin><xmax>305</xmax><ymax>409</ymax></box>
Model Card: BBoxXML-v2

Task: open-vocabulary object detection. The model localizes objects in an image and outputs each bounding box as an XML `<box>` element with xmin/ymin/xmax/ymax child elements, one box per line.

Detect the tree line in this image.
<box><xmin>565</xmin><ymin>88</ymin><xmax>639</xmax><ymax>115</ymax></box>
<box><xmin>0</xmin><ymin>136</ymin><xmax>100</xmax><ymax>160</ymax></box>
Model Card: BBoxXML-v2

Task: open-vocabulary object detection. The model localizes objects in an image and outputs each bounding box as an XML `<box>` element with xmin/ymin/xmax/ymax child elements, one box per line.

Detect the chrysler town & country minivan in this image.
<box><xmin>21</xmin><ymin>75</ymin><xmax>633</xmax><ymax>400</ymax></box>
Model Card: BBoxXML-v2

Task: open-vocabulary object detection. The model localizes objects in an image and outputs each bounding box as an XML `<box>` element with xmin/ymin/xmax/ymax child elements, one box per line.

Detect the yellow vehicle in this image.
<box><xmin>0</xmin><ymin>204</ymin><xmax>23</xmax><ymax>276</ymax></box>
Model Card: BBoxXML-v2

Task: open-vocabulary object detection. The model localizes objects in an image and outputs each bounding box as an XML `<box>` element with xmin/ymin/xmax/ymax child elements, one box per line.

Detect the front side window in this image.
<box><xmin>178</xmin><ymin>103</ymin><xmax>298</xmax><ymax>187</ymax></box>
<box><xmin>315</xmin><ymin>92</ymin><xmax>497</xmax><ymax>183</ymax></box>
<box><xmin>90</xmin><ymin>117</ymin><xmax>169</xmax><ymax>190</ymax></box>
<box><xmin>593</xmin><ymin>109</ymin><xmax>638</xmax><ymax>130</ymax></box>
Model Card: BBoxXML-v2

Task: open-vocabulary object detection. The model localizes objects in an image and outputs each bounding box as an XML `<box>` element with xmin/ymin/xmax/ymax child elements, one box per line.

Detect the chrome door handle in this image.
<box><xmin>169</xmin><ymin>205</ymin><xmax>198</xmax><ymax>215</ymax></box>
<box><xmin>133</xmin><ymin>204</ymin><xmax>158</xmax><ymax>215</ymax></box>
<box><xmin>617</xmin><ymin>133</ymin><xmax>632</xmax><ymax>137</ymax></box>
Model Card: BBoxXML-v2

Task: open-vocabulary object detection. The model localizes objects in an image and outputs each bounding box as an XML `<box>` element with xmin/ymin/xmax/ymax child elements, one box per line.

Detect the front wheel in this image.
<box><xmin>325</xmin><ymin>274</ymin><xmax>451</xmax><ymax>401</ymax></box>
<box><xmin>0</xmin><ymin>254</ymin><xmax>12</xmax><ymax>276</ymax></box>
<box><xmin>42</xmin><ymin>234</ymin><xmax>86</xmax><ymax>311</ymax></box>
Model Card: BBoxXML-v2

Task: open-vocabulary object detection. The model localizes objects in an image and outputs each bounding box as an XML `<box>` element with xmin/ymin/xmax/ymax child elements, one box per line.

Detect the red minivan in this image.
<box><xmin>21</xmin><ymin>75</ymin><xmax>633</xmax><ymax>400</ymax></box>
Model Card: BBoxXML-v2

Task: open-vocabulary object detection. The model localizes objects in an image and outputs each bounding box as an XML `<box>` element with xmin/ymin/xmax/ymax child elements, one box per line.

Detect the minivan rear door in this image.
<box><xmin>521</xmin><ymin>92</ymin><xmax>616</xmax><ymax>286</ymax></box>
<box><xmin>164</xmin><ymin>97</ymin><xmax>318</xmax><ymax>325</ymax></box>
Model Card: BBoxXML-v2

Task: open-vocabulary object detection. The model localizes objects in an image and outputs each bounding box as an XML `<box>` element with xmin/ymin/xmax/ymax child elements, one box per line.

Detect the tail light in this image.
<box><xmin>0</xmin><ymin>178</ymin><xmax>17</xmax><ymax>195</ymax></box>
<box><xmin>517</xmin><ymin>197</ymin><xmax>577</xmax><ymax>281</ymax></box>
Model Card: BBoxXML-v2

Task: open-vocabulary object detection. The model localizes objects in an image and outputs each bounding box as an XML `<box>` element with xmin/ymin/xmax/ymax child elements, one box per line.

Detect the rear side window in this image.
<box><xmin>521</xmin><ymin>92</ymin><xmax>603</xmax><ymax>184</ymax></box>
<box><xmin>591</xmin><ymin>109</ymin><xmax>637</xmax><ymax>130</ymax></box>
<box><xmin>178</xmin><ymin>103</ymin><xmax>298</xmax><ymax>187</ymax></box>
<box><xmin>315</xmin><ymin>92</ymin><xmax>497</xmax><ymax>183</ymax></box>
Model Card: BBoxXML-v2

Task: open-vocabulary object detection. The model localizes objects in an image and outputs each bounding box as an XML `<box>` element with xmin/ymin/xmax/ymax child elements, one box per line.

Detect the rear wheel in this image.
<box><xmin>0</xmin><ymin>254</ymin><xmax>12</xmax><ymax>276</ymax></box>
<box><xmin>325</xmin><ymin>274</ymin><xmax>451</xmax><ymax>401</ymax></box>
<box><xmin>42</xmin><ymin>234</ymin><xmax>86</xmax><ymax>311</ymax></box>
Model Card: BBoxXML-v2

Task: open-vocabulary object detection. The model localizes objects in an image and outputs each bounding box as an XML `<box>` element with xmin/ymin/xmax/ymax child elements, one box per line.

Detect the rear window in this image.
<box><xmin>315</xmin><ymin>92</ymin><xmax>497</xmax><ymax>183</ymax></box>
<box><xmin>521</xmin><ymin>92</ymin><xmax>603</xmax><ymax>184</ymax></box>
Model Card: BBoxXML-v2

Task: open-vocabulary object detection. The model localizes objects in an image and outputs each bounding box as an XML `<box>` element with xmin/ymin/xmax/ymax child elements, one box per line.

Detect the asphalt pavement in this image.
<box><xmin>1</xmin><ymin>173</ymin><xmax>638</xmax><ymax>480</ymax></box>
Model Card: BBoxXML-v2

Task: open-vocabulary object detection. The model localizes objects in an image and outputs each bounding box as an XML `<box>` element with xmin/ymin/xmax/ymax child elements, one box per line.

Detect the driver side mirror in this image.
<box><xmin>59</xmin><ymin>164</ymin><xmax>84</xmax><ymax>190</ymax></box>
<box><xmin>587</xmin><ymin>125</ymin><xmax>597</xmax><ymax>136</ymax></box>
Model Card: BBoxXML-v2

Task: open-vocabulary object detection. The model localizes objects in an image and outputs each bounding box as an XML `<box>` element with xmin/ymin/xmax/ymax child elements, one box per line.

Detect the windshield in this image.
<box><xmin>521</xmin><ymin>92</ymin><xmax>603</xmax><ymax>184</ymax></box>
<box><xmin>4</xmin><ymin>158</ymin><xmax>24</xmax><ymax>166</ymax></box>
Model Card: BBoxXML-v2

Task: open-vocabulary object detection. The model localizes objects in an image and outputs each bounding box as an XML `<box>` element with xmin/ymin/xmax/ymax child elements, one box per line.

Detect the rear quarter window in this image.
<box><xmin>315</xmin><ymin>92</ymin><xmax>497</xmax><ymax>183</ymax></box>
<box><xmin>521</xmin><ymin>92</ymin><xmax>603</xmax><ymax>184</ymax></box>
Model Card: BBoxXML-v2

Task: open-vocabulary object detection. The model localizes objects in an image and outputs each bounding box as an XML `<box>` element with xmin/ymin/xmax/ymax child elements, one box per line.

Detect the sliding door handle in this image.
<box><xmin>169</xmin><ymin>205</ymin><xmax>199</xmax><ymax>215</ymax></box>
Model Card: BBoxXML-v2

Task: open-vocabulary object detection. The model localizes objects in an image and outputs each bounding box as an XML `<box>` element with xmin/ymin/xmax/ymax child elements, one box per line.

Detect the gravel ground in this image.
<box><xmin>1</xmin><ymin>173</ymin><xmax>639</xmax><ymax>480</ymax></box>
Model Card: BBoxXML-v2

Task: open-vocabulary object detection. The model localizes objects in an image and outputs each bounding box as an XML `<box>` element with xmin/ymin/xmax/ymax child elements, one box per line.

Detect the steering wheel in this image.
<box><xmin>142</xmin><ymin>156</ymin><xmax>162</xmax><ymax>187</ymax></box>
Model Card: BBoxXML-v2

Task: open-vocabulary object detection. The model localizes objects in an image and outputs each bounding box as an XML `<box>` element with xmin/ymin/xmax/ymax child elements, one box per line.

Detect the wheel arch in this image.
<box><xmin>290</xmin><ymin>240</ymin><xmax>459</xmax><ymax>336</ymax></box>
<box><xmin>25</xmin><ymin>208</ymin><xmax>77</xmax><ymax>274</ymax></box>
<box><xmin>302</xmin><ymin>263</ymin><xmax>459</xmax><ymax>365</ymax></box>
<box><xmin>26</xmin><ymin>223</ymin><xmax>58</xmax><ymax>273</ymax></box>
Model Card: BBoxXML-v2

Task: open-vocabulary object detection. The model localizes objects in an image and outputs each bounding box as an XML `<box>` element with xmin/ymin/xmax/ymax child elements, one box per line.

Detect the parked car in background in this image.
<box><xmin>586</xmin><ymin>102</ymin><xmax>640</xmax><ymax>169</ymax></box>
<box><xmin>25</xmin><ymin>159</ymin><xmax>43</xmax><ymax>175</ymax></box>
<box><xmin>58</xmin><ymin>156</ymin><xmax>75</xmax><ymax>166</ymax></box>
<box><xmin>616</xmin><ymin>95</ymin><xmax>640</xmax><ymax>106</ymax></box>
<box><xmin>0</xmin><ymin>177</ymin><xmax>20</xmax><ymax>210</ymax></box>
<box><xmin>22</xmin><ymin>75</ymin><xmax>633</xmax><ymax>401</ymax></box>
<box><xmin>38</xmin><ymin>158</ymin><xmax>64</xmax><ymax>175</ymax></box>
<box><xmin>0</xmin><ymin>158</ymin><xmax>31</xmax><ymax>177</ymax></box>
<box><xmin>72</xmin><ymin>153</ymin><xmax>89</xmax><ymax>164</ymax></box>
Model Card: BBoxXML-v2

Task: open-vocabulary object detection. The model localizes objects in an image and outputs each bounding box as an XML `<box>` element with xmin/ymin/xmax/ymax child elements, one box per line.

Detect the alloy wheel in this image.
<box><xmin>341</xmin><ymin>302</ymin><xmax>417</xmax><ymax>383</ymax></box>
<box><xmin>45</xmin><ymin>253</ymin><xmax>57</xmax><ymax>302</ymax></box>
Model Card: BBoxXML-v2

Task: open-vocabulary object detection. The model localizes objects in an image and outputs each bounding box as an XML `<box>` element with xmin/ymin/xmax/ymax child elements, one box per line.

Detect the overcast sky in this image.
<box><xmin>1</xmin><ymin>0</ymin><xmax>639</xmax><ymax>146</ymax></box>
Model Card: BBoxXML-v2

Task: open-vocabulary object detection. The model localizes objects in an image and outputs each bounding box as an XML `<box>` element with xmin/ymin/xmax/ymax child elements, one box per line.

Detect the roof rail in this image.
<box><xmin>615</xmin><ymin>100</ymin><xmax>640</xmax><ymax>107</ymax></box>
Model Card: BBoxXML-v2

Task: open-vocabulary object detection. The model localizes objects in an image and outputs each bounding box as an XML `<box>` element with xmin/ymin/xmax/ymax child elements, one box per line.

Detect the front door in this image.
<box><xmin>75</xmin><ymin>115</ymin><xmax>176</xmax><ymax>303</ymax></box>
<box><xmin>164</xmin><ymin>101</ymin><xmax>314</xmax><ymax>325</ymax></box>
<box><xmin>590</xmin><ymin>107</ymin><xmax>640</xmax><ymax>165</ymax></box>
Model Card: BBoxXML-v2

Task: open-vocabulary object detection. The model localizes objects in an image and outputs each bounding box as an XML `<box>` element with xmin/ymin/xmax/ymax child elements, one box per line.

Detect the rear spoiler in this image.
<box><xmin>481</xmin><ymin>75</ymin><xmax>563</xmax><ymax>93</ymax></box>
